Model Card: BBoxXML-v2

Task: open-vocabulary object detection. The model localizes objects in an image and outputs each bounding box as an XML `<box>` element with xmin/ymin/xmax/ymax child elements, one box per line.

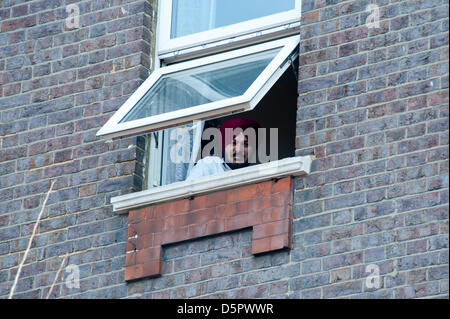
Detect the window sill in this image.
<box><xmin>112</xmin><ymin>156</ymin><xmax>313</xmax><ymax>214</ymax></box>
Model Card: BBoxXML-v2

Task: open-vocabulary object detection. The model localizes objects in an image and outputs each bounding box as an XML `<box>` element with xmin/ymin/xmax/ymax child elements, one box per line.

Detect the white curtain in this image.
<box><xmin>171</xmin><ymin>0</ymin><xmax>216</xmax><ymax>38</ymax></box>
<box><xmin>160</xmin><ymin>121</ymin><xmax>205</xmax><ymax>185</ymax></box>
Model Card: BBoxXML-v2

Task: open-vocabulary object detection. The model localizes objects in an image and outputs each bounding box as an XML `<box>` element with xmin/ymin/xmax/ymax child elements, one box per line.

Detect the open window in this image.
<box><xmin>111</xmin><ymin>73</ymin><xmax>309</xmax><ymax>212</ymax></box>
<box><xmin>97</xmin><ymin>36</ymin><xmax>300</xmax><ymax>140</ymax></box>
<box><xmin>143</xmin><ymin>50</ymin><xmax>300</xmax><ymax>189</ymax></box>
<box><xmin>96</xmin><ymin>2</ymin><xmax>311</xmax><ymax>212</ymax></box>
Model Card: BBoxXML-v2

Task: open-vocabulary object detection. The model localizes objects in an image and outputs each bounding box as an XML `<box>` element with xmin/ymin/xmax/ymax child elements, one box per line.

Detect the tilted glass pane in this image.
<box><xmin>171</xmin><ymin>0</ymin><xmax>296</xmax><ymax>39</ymax></box>
<box><xmin>120</xmin><ymin>48</ymin><xmax>280</xmax><ymax>123</ymax></box>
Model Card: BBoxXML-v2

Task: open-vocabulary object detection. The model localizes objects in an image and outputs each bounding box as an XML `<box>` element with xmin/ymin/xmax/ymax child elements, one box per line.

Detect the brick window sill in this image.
<box><xmin>112</xmin><ymin>156</ymin><xmax>313</xmax><ymax>214</ymax></box>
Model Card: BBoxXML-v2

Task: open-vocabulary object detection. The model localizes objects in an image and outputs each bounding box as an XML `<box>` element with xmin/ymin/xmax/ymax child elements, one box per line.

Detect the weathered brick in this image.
<box><xmin>329</xmin><ymin>54</ymin><xmax>366</xmax><ymax>73</ymax></box>
<box><xmin>429</xmin><ymin>91</ymin><xmax>449</xmax><ymax>106</ymax></box>
<box><xmin>398</xmin><ymin>134</ymin><xmax>439</xmax><ymax>154</ymax></box>
<box><xmin>291</xmin><ymin>272</ymin><xmax>329</xmax><ymax>290</ymax></box>
<box><xmin>326</xmin><ymin>137</ymin><xmax>365</xmax><ymax>155</ymax></box>
<box><xmin>396</xmin><ymin>223</ymin><xmax>440</xmax><ymax>241</ymax></box>
<box><xmin>323</xmin><ymin>281</ymin><xmax>362</xmax><ymax>298</ymax></box>
<box><xmin>295</xmin><ymin>214</ymin><xmax>330</xmax><ymax>232</ymax></box>
<box><xmin>78</xmin><ymin>61</ymin><xmax>113</xmax><ymax>79</ymax></box>
<box><xmin>0</xmin><ymin>0</ymin><xmax>448</xmax><ymax>300</ymax></box>
<box><xmin>323</xmin><ymin>224</ymin><xmax>363</xmax><ymax>241</ymax></box>
<box><xmin>27</xmin><ymin>21</ymin><xmax>62</xmax><ymax>39</ymax></box>
<box><xmin>299</xmin><ymin>75</ymin><xmax>337</xmax><ymax>93</ymax></box>
<box><xmin>90</xmin><ymin>24</ymin><xmax>107</xmax><ymax>38</ymax></box>
<box><xmin>1</xmin><ymin>15</ymin><xmax>36</xmax><ymax>32</ymax></box>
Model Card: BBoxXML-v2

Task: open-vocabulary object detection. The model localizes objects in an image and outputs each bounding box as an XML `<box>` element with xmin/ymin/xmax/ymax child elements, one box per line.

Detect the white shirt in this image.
<box><xmin>185</xmin><ymin>156</ymin><xmax>231</xmax><ymax>181</ymax></box>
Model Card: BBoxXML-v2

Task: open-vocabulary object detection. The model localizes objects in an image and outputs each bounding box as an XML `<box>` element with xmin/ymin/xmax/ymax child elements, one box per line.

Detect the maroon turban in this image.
<box><xmin>220</xmin><ymin>118</ymin><xmax>261</xmax><ymax>152</ymax></box>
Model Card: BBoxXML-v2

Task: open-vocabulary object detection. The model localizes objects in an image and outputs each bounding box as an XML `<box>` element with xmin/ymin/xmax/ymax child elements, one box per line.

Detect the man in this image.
<box><xmin>185</xmin><ymin>118</ymin><xmax>260</xmax><ymax>180</ymax></box>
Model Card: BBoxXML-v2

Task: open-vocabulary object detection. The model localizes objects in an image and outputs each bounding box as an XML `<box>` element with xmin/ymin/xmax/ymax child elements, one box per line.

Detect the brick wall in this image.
<box><xmin>0</xmin><ymin>0</ymin><xmax>154</xmax><ymax>298</ymax></box>
<box><xmin>125</xmin><ymin>178</ymin><xmax>293</xmax><ymax>282</ymax></box>
<box><xmin>294</xmin><ymin>0</ymin><xmax>448</xmax><ymax>298</ymax></box>
<box><xmin>0</xmin><ymin>0</ymin><xmax>448</xmax><ymax>299</ymax></box>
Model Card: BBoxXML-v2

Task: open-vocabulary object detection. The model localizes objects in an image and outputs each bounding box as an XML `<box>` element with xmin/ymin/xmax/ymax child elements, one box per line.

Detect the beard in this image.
<box><xmin>226</xmin><ymin>162</ymin><xmax>251</xmax><ymax>170</ymax></box>
<box><xmin>226</xmin><ymin>152</ymin><xmax>248</xmax><ymax>170</ymax></box>
<box><xmin>224</xmin><ymin>150</ymin><xmax>256</xmax><ymax>170</ymax></box>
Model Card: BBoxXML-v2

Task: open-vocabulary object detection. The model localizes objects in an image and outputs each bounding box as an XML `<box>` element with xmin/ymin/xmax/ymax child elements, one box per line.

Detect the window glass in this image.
<box><xmin>120</xmin><ymin>48</ymin><xmax>279</xmax><ymax>123</ymax></box>
<box><xmin>171</xmin><ymin>0</ymin><xmax>296</xmax><ymax>39</ymax></box>
<box><xmin>146</xmin><ymin>62</ymin><xmax>299</xmax><ymax>188</ymax></box>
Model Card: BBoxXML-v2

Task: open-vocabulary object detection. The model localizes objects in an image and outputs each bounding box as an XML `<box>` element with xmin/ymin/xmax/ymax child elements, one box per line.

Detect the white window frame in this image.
<box><xmin>96</xmin><ymin>35</ymin><xmax>300</xmax><ymax>140</ymax></box>
<box><xmin>158</xmin><ymin>0</ymin><xmax>302</xmax><ymax>57</ymax></box>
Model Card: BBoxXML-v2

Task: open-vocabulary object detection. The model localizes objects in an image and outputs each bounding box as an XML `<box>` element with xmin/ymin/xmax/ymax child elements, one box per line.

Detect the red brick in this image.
<box><xmin>429</xmin><ymin>91</ymin><xmax>449</xmax><ymax>106</ymax></box>
<box><xmin>136</xmin><ymin>246</ymin><xmax>162</xmax><ymax>264</ymax></box>
<box><xmin>156</xmin><ymin>199</ymin><xmax>190</xmax><ymax>219</ymax></box>
<box><xmin>215</xmin><ymin>203</ymin><xmax>236</xmax><ymax>219</ymax></box>
<box><xmin>129</xmin><ymin>207</ymin><xmax>151</xmax><ymax>225</ymax></box>
<box><xmin>225</xmin><ymin>213</ymin><xmax>257</xmax><ymax>231</ymax></box>
<box><xmin>272</xmin><ymin>177</ymin><xmax>292</xmax><ymax>193</ymax></box>
<box><xmin>262</xmin><ymin>180</ymin><xmax>273</xmax><ymax>195</ymax></box>
<box><xmin>269</xmin><ymin>234</ymin><xmax>290</xmax><ymax>251</ymax></box>
<box><xmin>125</xmin><ymin>251</ymin><xmax>136</xmax><ymax>266</ymax></box>
<box><xmin>163</xmin><ymin>214</ymin><xmax>187</xmax><ymax>231</ymax></box>
<box><xmin>252</xmin><ymin>234</ymin><xmax>290</xmax><ymax>254</ymax></box>
<box><xmin>187</xmin><ymin>223</ymin><xmax>207</xmax><ymax>239</ymax></box>
<box><xmin>172</xmin><ymin>199</ymin><xmax>190</xmax><ymax>215</ymax></box>
<box><xmin>253</xmin><ymin>219</ymin><xmax>290</xmax><ymax>240</ymax></box>
<box><xmin>153</xmin><ymin>204</ymin><xmax>165</xmax><ymax>220</ymax></box>
<box><xmin>125</xmin><ymin>178</ymin><xmax>294</xmax><ymax>281</ymax></box>
<box><xmin>127</xmin><ymin>224</ymin><xmax>137</xmax><ymax>238</ymax></box>
<box><xmin>137</xmin><ymin>219</ymin><xmax>163</xmax><ymax>234</ymax></box>
<box><xmin>205</xmin><ymin>219</ymin><xmax>225</xmax><ymax>236</ymax></box>
<box><xmin>205</xmin><ymin>191</ymin><xmax>227</xmax><ymax>207</ymax></box>
<box><xmin>1</xmin><ymin>15</ymin><xmax>36</xmax><ymax>32</ymax></box>
<box><xmin>270</xmin><ymin>191</ymin><xmax>291</xmax><ymax>207</ymax></box>
<box><xmin>126</xmin><ymin>238</ymin><xmax>136</xmax><ymax>252</ymax></box>
<box><xmin>188</xmin><ymin>208</ymin><xmax>215</xmax><ymax>225</ymax></box>
<box><xmin>251</xmin><ymin>238</ymin><xmax>271</xmax><ymax>254</ymax></box>
<box><xmin>162</xmin><ymin>226</ymin><xmax>189</xmax><ymax>243</ymax></box>
<box><xmin>125</xmin><ymin>261</ymin><xmax>162</xmax><ymax>281</ymax></box>
<box><xmin>225</xmin><ymin>188</ymin><xmax>241</xmax><ymax>202</ymax></box>
<box><xmin>153</xmin><ymin>232</ymin><xmax>163</xmax><ymax>246</ymax></box>
<box><xmin>252</xmin><ymin>196</ymin><xmax>273</xmax><ymax>212</ymax></box>
<box><xmin>136</xmin><ymin>234</ymin><xmax>153</xmax><ymax>250</ymax></box>
<box><xmin>408</xmin><ymin>96</ymin><xmax>428</xmax><ymax>110</ymax></box>
<box><xmin>190</xmin><ymin>195</ymin><xmax>208</xmax><ymax>211</ymax></box>
<box><xmin>260</xmin><ymin>206</ymin><xmax>289</xmax><ymax>223</ymax></box>
<box><xmin>240</xmin><ymin>184</ymin><xmax>261</xmax><ymax>201</ymax></box>
<box><xmin>235</xmin><ymin>200</ymin><xmax>253</xmax><ymax>215</ymax></box>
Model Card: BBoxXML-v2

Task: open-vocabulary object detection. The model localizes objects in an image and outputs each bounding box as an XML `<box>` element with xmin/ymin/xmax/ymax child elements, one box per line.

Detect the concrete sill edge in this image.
<box><xmin>111</xmin><ymin>155</ymin><xmax>314</xmax><ymax>214</ymax></box>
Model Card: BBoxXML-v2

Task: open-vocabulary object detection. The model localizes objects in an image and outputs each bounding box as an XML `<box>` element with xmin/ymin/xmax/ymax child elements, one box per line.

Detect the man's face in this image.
<box><xmin>224</xmin><ymin>133</ymin><xmax>255</xmax><ymax>164</ymax></box>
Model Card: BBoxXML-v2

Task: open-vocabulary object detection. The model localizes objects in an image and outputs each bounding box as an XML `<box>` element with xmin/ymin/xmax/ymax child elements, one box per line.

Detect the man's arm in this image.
<box><xmin>185</xmin><ymin>156</ymin><xmax>231</xmax><ymax>181</ymax></box>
